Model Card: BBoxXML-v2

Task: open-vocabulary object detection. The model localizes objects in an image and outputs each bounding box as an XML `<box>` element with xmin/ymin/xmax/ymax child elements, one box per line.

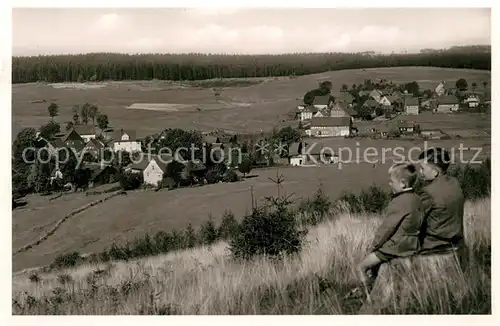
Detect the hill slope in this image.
<box><xmin>12</xmin><ymin>199</ymin><xmax>491</xmax><ymax>314</ymax></box>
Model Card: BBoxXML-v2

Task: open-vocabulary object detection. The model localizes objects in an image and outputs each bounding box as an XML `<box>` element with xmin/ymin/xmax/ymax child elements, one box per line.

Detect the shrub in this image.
<box><xmin>154</xmin><ymin>231</ymin><xmax>174</xmax><ymax>253</ymax></box>
<box><xmin>50</xmin><ymin>252</ymin><xmax>84</xmax><ymax>270</ymax></box>
<box><xmin>218</xmin><ymin>210</ymin><xmax>239</xmax><ymax>240</ymax></box>
<box><xmin>298</xmin><ymin>184</ymin><xmax>332</xmax><ymax>225</ymax></box>
<box><xmin>449</xmin><ymin>159</ymin><xmax>490</xmax><ymax>200</ymax></box>
<box><xmin>230</xmin><ymin>196</ymin><xmax>308</xmax><ymax>260</ymax></box>
<box><xmin>119</xmin><ymin>170</ymin><xmax>143</xmax><ymax>190</ymax></box>
<box><xmin>199</xmin><ymin>217</ymin><xmax>219</xmax><ymax>245</ymax></box>
<box><xmin>238</xmin><ymin>159</ymin><xmax>253</xmax><ymax>177</ymax></box>
<box><xmin>223</xmin><ymin>169</ymin><xmax>239</xmax><ymax>183</ymax></box>
<box><xmin>184</xmin><ymin>224</ymin><xmax>198</xmax><ymax>248</ymax></box>
<box><xmin>130</xmin><ymin>234</ymin><xmax>157</xmax><ymax>258</ymax></box>
<box><xmin>339</xmin><ymin>184</ymin><xmax>390</xmax><ymax>214</ymax></box>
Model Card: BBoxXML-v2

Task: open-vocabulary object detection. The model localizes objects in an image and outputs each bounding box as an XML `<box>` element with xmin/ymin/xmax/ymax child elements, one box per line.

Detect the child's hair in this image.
<box><xmin>418</xmin><ymin>147</ymin><xmax>451</xmax><ymax>172</ymax></box>
<box><xmin>388</xmin><ymin>162</ymin><xmax>417</xmax><ymax>188</ymax></box>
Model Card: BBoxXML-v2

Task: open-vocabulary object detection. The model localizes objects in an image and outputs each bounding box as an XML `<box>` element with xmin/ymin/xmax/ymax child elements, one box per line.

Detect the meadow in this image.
<box><xmin>12</xmin><ymin>66</ymin><xmax>491</xmax><ymax>138</ymax></box>
<box><xmin>12</xmin><ymin>198</ymin><xmax>490</xmax><ymax>314</ymax></box>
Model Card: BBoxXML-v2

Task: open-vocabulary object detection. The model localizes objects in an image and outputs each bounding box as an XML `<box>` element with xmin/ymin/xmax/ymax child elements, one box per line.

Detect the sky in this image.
<box><xmin>12</xmin><ymin>8</ymin><xmax>491</xmax><ymax>56</ymax></box>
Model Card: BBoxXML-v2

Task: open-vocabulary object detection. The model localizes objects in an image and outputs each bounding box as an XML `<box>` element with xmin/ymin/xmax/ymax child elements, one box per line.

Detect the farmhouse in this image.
<box><xmin>126</xmin><ymin>153</ymin><xmax>185</xmax><ymax>186</ymax></box>
<box><xmin>73</xmin><ymin>125</ymin><xmax>96</xmax><ymax>143</ymax></box>
<box><xmin>313</xmin><ymin>95</ymin><xmax>333</xmax><ymax>110</ymax></box>
<box><xmin>82</xmin><ymin>138</ymin><xmax>105</xmax><ymax>160</ymax></box>
<box><xmin>109</xmin><ymin>129</ymin><xmax>142</xmax><ymax>153</ymax></box>
<box><xmin>397</xmin><ymin>121</ymin><xmax>417</xmax><ymax>134</ymax></box>
<box><xmin>335</xmin><ymin>92</ymin><xmax>355</xmax><ymax>106</ymax></box>
<box><xmin>369</xmin><ymin>89</ymin><xmax>383</xmax><ymax>103</ymax></box>
<box><xmin>463</xmin><ymin>94</ymin><xmax>481</xmax><ymax>108</ymax></box>
<box><xmin>299</xmin><ymin>105</ymin><xmax>318</xmax><ymax>121</ymax></box>
<box><xmin>436</xmin><ymin>95</ymin><xmax>459</xmax><ymax>113</ymax></box>
<box><xmin>84</xmin><ymin>163</ymin><xmax>118</xmax><ymax>187</ymax></box>
<box><xmin>420</xmin><ymin>129</ymin><xmax>446</xmax><ymax>139</ymax></box>
<box><xmin>378</xmin><ymin>96</ymin><xmax>391</xmax><ymax>106</ymax></box>
<box><xmin>45</xmin><ymin>138</ymin><xmax>67</xmax><ymax>156</ymax></box>
<box><xmin>404</xmin><ymin>97</ymin><xmax>419</xmax><ymax>115</ymax></box>
<box><xmin>288</xmin><ymin>142</ymin><xmax>336</xmax><ymax>166</ymax></box>
<box><xmin>330</xmin><ymin>103</ymin><xmax>351</xmax><ymax>118</ymax></box>
<box><xmin>55</xmin><ymin>128</ymin><xmax>85</xmax><ymax>152</ymax></box>
<box><xmin>363</xmin><ymin>98</ymin><xmax>379</xmax><ymax>110</ymax></box>
<box><xmin>309</xmin><ymin>117</ymin><xmax>352</xmax><ymax>137</ymax></box>
<box><xmin>314</xmin><ymin>108</ymin><xmax>330</xmax><ymax>118</ymax></box>
<box><xmin>435</xmin><ymin>81</ymin><xmax>446</xmax><ymax>97</ymax></box>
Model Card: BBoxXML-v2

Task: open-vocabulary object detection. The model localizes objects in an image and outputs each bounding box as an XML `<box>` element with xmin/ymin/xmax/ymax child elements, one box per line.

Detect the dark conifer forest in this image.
<box><xmin>12</xmin><ymin>46</ymin><xmax>490</xmax><ymax>84</ymax></box>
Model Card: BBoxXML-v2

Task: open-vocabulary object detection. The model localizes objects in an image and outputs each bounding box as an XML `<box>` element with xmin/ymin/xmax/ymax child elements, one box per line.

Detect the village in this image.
<box><xmin>294</xmin><ymin>79</ymin><xmax>490</xmax><ymax>139</ymax></box>
<box><xmin>11</xmin><ymin>77</ymin><xmax>491</xmax><ymax>205</ymax></box>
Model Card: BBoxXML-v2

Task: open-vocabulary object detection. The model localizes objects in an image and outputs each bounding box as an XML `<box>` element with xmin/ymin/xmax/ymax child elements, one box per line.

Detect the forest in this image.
<box><xmin>12</xmin><ymin>46</ymin><xmax>491</xmax><ymax>84</ymax></box>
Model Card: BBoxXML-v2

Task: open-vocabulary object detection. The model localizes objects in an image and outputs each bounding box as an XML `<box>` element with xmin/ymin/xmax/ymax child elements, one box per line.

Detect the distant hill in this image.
<box><xmin>12</xmin><ymin>45</ymin><xmax>491</xmax><ymax>84</ymax></box>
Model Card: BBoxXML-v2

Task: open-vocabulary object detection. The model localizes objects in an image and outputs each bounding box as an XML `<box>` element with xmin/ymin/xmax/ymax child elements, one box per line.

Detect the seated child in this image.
<box><xmin>417</xmin><ymin>147</ymin><xmax>465</xmax><ymax>255</ymax></box>
<box><xmin>358</xmin><ymin>162</ymin><xmax>424</xmax><ymax>291</ymax></box>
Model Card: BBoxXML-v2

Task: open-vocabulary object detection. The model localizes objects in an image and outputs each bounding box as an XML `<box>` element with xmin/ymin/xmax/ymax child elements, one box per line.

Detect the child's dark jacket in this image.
<box><xmin>418</xmin><ymin>174</ymin><xmax>465</xmax><ymax>252</ymax></box>
<box><xmin>372</xmin><ymin>190</ymin><xmax>424</xmax><ymax>258</ymax></box>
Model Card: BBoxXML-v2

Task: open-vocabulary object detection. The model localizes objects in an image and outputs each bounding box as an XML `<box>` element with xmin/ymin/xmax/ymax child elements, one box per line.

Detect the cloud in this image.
<box><xmin>94</xmin><ymin>13</ymin><xmax>121</xmax><ymax>30</ymax></box>
<box><xmin>185</xmin><ymin>8</ymin><xmax>240</xmax><ymax>16</ymax></box>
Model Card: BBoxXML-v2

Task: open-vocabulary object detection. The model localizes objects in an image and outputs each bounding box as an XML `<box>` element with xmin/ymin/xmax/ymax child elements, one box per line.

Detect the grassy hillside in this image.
<box><xmin>12</xmin><ymin>66</ymin><xmax>491</xmax><ymax>137</ymax></box>
<box><xmin>12</xmin><ymin>198</ymin><xmax>490</xmax><ymax>314</ymax></box>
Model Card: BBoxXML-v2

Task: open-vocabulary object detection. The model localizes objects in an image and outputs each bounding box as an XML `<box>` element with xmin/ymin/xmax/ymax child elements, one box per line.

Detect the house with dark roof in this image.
<box><xmin>73</xmin><ymin>125</ymin><xmax>97</xmax><ymax>143</ymax></box>
<box><xmin>299</xmin><ymin>105</ymin><xmax>319</xmax><ymax>121</ymax></box>
<box><xmin>363</xmin><ymin>99</ymin><xmax>379</xmax><ymax>109</ymax></box>
<box><xmin>404</xmin><ymin>97</ymin><xmax>420</xmax><ymax>115</ymax></box>
<box><xmin>308</xmin><ymin>117</ymin><xmax>352</xmax><ymax>137</ymax></box>
<box><xmin>53</xmin><ymin>128</ymin><xmax>85</xmax><ymax>152</ymax></box>
<box><xmin>335</xmin><ymin>92</ymin><xmax>355</xmax><ymax>105</ymax></box>
<box><xmin>436</xmin><ymin>95</ymin><xmax>459</xmax><ymax>113</ymax></box>
<box><xmin>108</xmin><ymin>129</ymin><xmax>142</xmax><ymax>153</ymax></box>
<box><xmin>463</xmin><ymin>94</ymin><xmax>481</xmax><ymax>108</ymax></box>
<box><xmin>84</xmin><ymin>163</ymin><xmax>118</xmax><ymax>187</ymax></box>
<box><xmin>312</xmin><ymin>95</ymin><xmax>333</xmax><ymax>110</ymax></box>
<box><xmin>82</xmin><ymin>138</ymin><xmax>105</xmax><ymax>161</ymax></box>
<box><xmin>126</xmin><ymin>153</ymin><xmax>185</xmax><ymax>186</ymax></box>
<box><xmin>288</xmin><ymin>141</ymin><xmax>335</xmax><ymax>166</ymax></box>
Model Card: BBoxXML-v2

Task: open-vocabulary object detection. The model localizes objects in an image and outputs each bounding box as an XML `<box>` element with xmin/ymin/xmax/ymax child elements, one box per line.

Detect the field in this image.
<box><xmin>12</xmin><ymin>66</ymin><xmax>491</xmax><ymax>138</ymax></box>
<box><xmin>12</xmin><ymin>66</ymin><xmax>491</xmax><ymax>272</ymax></box>
<box><xmin>12</xmin><ymin>198</ymin><xmax>490</xmax><ymax>314</ymax></box>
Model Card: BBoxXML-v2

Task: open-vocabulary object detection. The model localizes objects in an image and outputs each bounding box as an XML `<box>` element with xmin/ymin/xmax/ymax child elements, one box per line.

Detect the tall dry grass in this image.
<box><xmin>12</xmin><ymin>199</ymin><xmax>490</xmax><ymax>315</ymax></box>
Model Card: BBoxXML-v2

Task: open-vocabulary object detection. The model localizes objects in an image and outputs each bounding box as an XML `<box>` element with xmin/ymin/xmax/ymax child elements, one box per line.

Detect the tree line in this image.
<box><xmin>12</xmin><ymin>49</ymin><xmax>490</xmax><ymax>84</ymax></box>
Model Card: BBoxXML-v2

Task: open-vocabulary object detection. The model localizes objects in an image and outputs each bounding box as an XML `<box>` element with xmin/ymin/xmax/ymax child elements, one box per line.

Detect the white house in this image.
<box><xmin>309</xmin><ymin>117</ymin><xmax>352</xmax><ymax>137</ymax></box>
<box><xmin>404</xmin><ymin>97</ymin><xmax>420</xmax><ymax>115</ymax></box>
<box><xmin>288</xmin><ymin>141</ymin><xmax>337</xmax><ymax>166</ymax></box>
<box><xmin>369</xmin><ymin>89</ymin><xmax>383</xmax><ymax>103</ymax></box>
<box><xmin>463</xmin><ymin>94</ymin><xmax>480</xmax><ymax>108</ymax></box>
<box><xmin>110</xmin><ymin>129</ymin><xmax>142</xmax><ymax>153</ymax></box>
<box><xmin>378</xmin><ymin>96</ymin><xmax>391</xmax><ymax>106</ymax></box>
<box><xmin>313</xmin><ymin>108</ymin><xmax>330</xmax><ymax>118</ymax></box>
<box><xmin>126</xmin><ymin>153</ymin><xmax>185</xmax><ymax>186</ymax></box>
<box><xmin>435</xmin><ymin>81</ymin><xmax>446</xmax><ymax>97</ymax></box>
<box><xmin>436</xmin><ymin>95</ymin><xmax>459</xmax><ymax>113</ymax></box>
<box><xmin>299</xmin><ymin>106</ymin><xmax>318</xmax><ymax>121</ymax></box>
<box><xmin>73</xmin><ymin>125</ymin><xmax>96</xmax><ymax>143</ymax></box>
<box><xmin>330</xmin><ymin>103</ymin><xmax>350</xmax><ymax>118</ymax></box>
